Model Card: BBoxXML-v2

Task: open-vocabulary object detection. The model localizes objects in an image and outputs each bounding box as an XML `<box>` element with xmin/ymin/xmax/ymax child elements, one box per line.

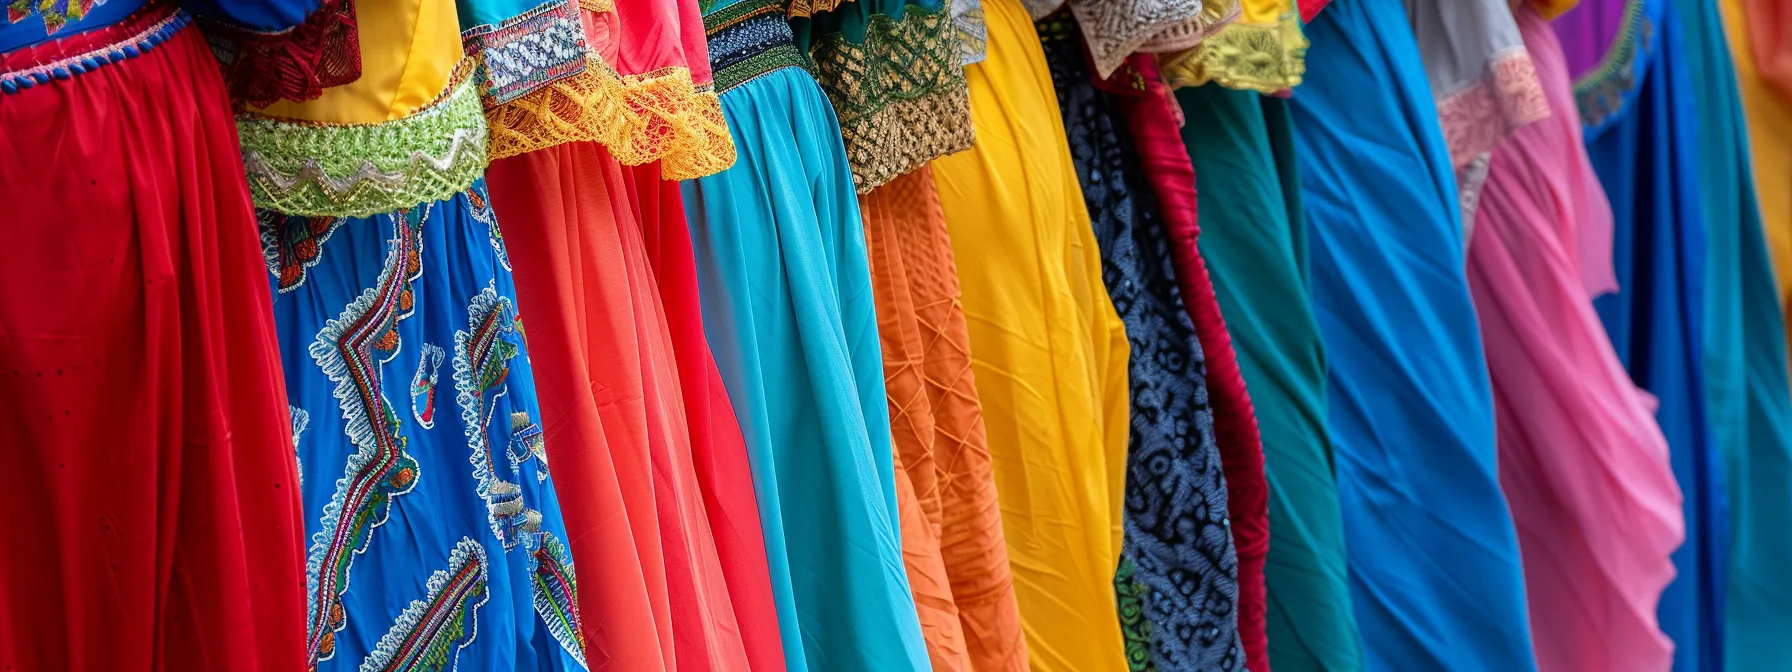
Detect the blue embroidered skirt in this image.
<box><xmin>265</xmin><ymin>181</ymin><xmax>587</xmax><ymax>672</ymax></box>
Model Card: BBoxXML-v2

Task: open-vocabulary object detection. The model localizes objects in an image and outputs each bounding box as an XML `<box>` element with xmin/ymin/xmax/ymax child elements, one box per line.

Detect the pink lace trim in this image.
<box><xmin>1436</xmin><ymin>47</ymin><xmax>1550</xmax><ymax>168</ymax></box>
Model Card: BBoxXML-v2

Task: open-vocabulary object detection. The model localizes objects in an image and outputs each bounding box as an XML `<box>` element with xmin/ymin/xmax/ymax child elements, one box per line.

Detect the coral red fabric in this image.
<box><xmin>0</xmin><ymin>11</ymin><xmax>308</xmax><ymax>671</ymax></box>
<box><xmin>1107</xmin><ymin>53</ymin><xmax>1271</xmax><ymax>672</ymax></box>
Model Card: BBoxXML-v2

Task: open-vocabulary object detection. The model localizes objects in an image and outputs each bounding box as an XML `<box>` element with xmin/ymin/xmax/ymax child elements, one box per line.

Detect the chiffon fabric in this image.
<box><xmin>0</xmin><ymin>8</ymin><xmax>308</xmax><ymax>669</ymax></box>
<box><xmin>1467</xmin><ymin>7</ymin><xmax>1682</xmax><ymax>671</ymax></box>
<box><xmin>681</xmin><ymin>6</ymin><xmax>930</xmax><ymax>666</ymax></box>
<box><xmin>1677</xmin><ymin>0</ymin><xmax>1792</xmax><ymax>666</ymax></box>
<box><xmin>1293</xmin><ymin>0</ymin><xmax>1537</xmax><ymax>669</ymax></box>
<box><xmin>860</xmin><ymin>165</ymin><xmax>1030</xmax><ymax>672</ymax></box>
<box><xmin>1118</xmin><ymin>54</ymin><xmax>1269</xmax><ymax>672</ymax></box>
<box><xmin>487</xmin><ymin>141</ymin><xmax>788</xmax><ymax>671</ymax></box>
<box><xmin>1178</xmin><ymin>82</ymin><xmax>1365</xmax><ymax>672</ymax></box>
<box><xmin>1558</xmin><ymin>2</ymin><xmax>1730</xmax><ymax>669</ymax></box>
<box><xmin>1040</xmin><ymin>16</ymin><xmax>1243</xmax><ymax>672</ymax></box>
<box><xmin>931</xmin><ymin>0</ymin><xmax>1132</xmax><ymax>667</ymax></box>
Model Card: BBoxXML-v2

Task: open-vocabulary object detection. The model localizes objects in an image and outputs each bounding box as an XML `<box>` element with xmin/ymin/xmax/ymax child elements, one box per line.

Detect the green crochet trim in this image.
<box><xmin>1570</xmin><ymin>0</ymin><xmax>1649</xmax><ymax>129</ymax></box>
<box><xmin>1116</xmin><ymin>557</ymin><xmax>1160</xmax><ymax>672</ymax></box>
<box><xmin>238</xmin><ymin>73</ymin><xmax>491</xmax><ymax>218</ymax></box>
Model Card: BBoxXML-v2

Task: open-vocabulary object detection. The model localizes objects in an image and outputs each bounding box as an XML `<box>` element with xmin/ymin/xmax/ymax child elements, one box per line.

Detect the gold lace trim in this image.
<box><xmin>788</xmin><ymin>0</ymin><xmax>850</xmax><ymax>19</ymax></box>
<box><xmin>485</xmin><ymin>54</ymin><xmax>737</xmax><ymax>180</ymax></box>
<box><xmin>580</xmin><ymin>0</ymin><xmax>614</xmax><ymax>12</ymax></box>
<box><xmin>1160</xmin><ymin>10</ymin><xmax>1306</xmax><ymax>93</ymax></box>
<box><xmin>1136</xmin><ymin>0</ymin><xmax>1240</xmax><ymax>53</ymax></box>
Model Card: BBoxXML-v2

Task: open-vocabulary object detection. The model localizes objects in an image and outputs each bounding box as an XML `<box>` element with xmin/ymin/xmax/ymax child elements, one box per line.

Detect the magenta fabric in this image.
<box><xmin>1466</xmin><ymin>8</ymin><xmax>1684</xmax><ymax>672</ymax></box>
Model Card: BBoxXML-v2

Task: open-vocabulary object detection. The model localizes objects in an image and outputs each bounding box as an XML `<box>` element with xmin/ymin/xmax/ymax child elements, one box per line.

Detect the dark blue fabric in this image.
<box><xmin>1289</xmin><ymin>0</ymin><xmax>1537</xmax><ymax>669</ymax></box>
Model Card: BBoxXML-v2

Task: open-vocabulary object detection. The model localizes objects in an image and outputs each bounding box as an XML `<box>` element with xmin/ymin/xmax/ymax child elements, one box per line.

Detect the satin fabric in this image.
<box><xmin>0</xmin><ymin>16</ymin><xmax>308</xmax><ymax>671</ymax></box>
<box><xmin>252</xmin><ymin>0</ymin><xmax>462</xmax><ymax>123</ymax></box>
<box><xmin>1468</xmin><ymin>7</ymin><xmax>1682</xmax><ymax>671</ymax></box>
<box><xmin>1721</xmin><ymin>0</ymin><xmax>1792</xmax><ymax>350</ymax></box>
<box><xmin>1119</xmin><ymin>54</ymin><xmax>1269</xmax><ymax>672</ymax></box>
<box><xmin>1561</xmin><ymin>2</ymin><xmax>1730</xmax><ymax>669</ymax></box>
<box><xmin>625</xmin><ymin>159</ymin><xmax>790</xmax><ymax>672</ymax></box>
<box><xmin>488</xmin><ymin>142</ymin><xmax>778</xmax><ymax>671</ymax></box>
<box><xmin>860</xmin><ymin>166</ymin><xmax>1030</xmax><ymax>672</ymax></box>
<box><xmin>1679</xmin><ymin>0</ymin><xmax>1792</xmax><ymax>667</ymax></box>
<box><xmin>1178</xmin><ymin>83</ymin><xmax>1364</xmax><ymax>672</ymax></box>
<box><xmin>1292</xmin><ymin>0</ymin><xmax>1537</xmax><ymax>669</ymax></box>
<box><xmin>930</xmin><ymin>0</ymin><xmax>1131</xmax><ymax>668</ymax></box>
<box><xmin>681</xmin><ymin>64</ymin><xmax>930</xmax><ymax>672</ymax></box>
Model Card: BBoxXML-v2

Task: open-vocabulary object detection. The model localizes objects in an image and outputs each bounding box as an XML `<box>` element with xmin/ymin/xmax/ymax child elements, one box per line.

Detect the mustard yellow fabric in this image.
<box><xmin>254</xmin><ymin>0</ymin><xmax>463</xmax><ymax>122</ymax></box>
<box><xmin>1721</xmin><ymin>0</ymin><xmax>1792</xmax><ymax>318</ymax></box>
<box><xmin>930</xmin><ymin>0</ymin><xmax>1130</xmax><ymax>669</ymax></box>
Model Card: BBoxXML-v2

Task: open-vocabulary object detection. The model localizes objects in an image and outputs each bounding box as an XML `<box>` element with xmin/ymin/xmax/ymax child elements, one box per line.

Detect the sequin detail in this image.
<box><xmin>704</xmin><ymin>0</ymin><xmax>808</xmax><ymax>94</ymax></box>
<box><xmin>462</xmin><ymin>0</ymin><xmax>588</xmax><ymax>105</ymax></box>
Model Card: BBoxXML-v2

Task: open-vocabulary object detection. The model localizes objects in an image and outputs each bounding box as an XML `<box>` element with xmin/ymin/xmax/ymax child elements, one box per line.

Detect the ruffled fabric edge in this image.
<box><xmin>203</xmin><ymin>0</ymin><xmax>362</xmax><ymax>109</ymax></box>
<box><xmin>1159</xmin><ymin>10</ymin><xmax>1306</xmax><ymax>93</ymax></box>
<box><xmin>1436</xmin><ymin>46</ymin><xmax>1550</xmax><ymax>169</ymax></box>
<box><xmin>237</xmin><ymin>60</ymin><xmax>491</xmax><ymax>218</ymax></box>
<box><xmin>809</xmin><ymin>2</ymin><xmax>976</xmax><ymax>192</ymax></box>
<box><xmin>483</xmin><ymin>53</ymin><xmax>737</xmax><ymax>180</ymax></box>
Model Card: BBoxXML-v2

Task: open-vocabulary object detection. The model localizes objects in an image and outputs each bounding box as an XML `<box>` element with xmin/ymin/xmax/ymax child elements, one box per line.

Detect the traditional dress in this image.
<box><xmin>1294</xmin><ymin>0</ymin><xmax>1537</xmax><ymax>669</ymax></box>
<box><xmin>1467</xmin><ymin>6</ymin><xmax>1682</xmax><ymax>671</ymax></box>
<box><xmin>0</xmin><ymin>3</ymin><xmax>310</xmax><ymax>669</ymax></box>
<box><xmin>932</xmin><ymin>0</ymin><xmax>1132</xmax><ymax>667</ymax></box>
<box><xmin>683</xmin><ymin>0</ymin><xmax>931</xmax><ymax>668</ymax></box>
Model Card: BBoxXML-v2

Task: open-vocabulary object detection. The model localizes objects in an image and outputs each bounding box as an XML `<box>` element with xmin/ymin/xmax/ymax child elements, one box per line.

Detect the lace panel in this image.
<box><xmin>204</xmin><ymin>0</ymin><xmax>361</xmax><ymax>108</ymax></box>
<box><xmin>1159</xmin><ymin>10</ymin><xmax>1306</xmax><ymax>93</ymax></box>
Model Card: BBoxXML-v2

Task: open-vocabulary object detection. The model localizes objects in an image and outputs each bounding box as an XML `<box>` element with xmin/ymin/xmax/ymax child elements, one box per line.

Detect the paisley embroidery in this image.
<box><xmin>531</xmin><ymin>532</ymin><xmax>586</xmax><ymax>667</ymax></box>
<box><xmin>511</xmin><ymin>412</ymin><xmax>549</xmax><ymax>482</ymax></box>
<box><xmin>261</xmin><ymin>212</ymin><xmax>348</xmax><ymax>294</ymax></box>
<box><xmin>411</xmin><ymin>343</ymin><xmax>446</xmax><ymax>430</ymax></box>
<box><xmin>464</xmin><ymin>185</ymin><xmax>510</xmax><ymax>272</ymax></box>
<box><xmin>303</xmin><ymin>205</ymin><xmax>430</xmax><ymax>668</ymax></box>
<box><xmin>360</xmin><ymin>537</ymin><xmax>490</xmax><ymax>672</ymax></box>
<box><xmin>7</xmin><ymin>0</ymin><xmax>95</xmax><ymax>35</ymax></box>
<box><xmin>452</xmin><ymin>282</ymin><xmax>543</xmax><ymax>548</ymax></box>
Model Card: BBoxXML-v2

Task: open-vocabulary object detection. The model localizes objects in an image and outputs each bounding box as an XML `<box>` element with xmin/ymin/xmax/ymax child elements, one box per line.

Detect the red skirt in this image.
<box><xmin>0</xmin><ymin>7</ymin><xmax>308</xmax><ymax>671</ymax></box>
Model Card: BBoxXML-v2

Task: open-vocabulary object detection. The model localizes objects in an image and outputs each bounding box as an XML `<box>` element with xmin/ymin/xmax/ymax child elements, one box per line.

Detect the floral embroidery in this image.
<box><xmin>360</xmin><ymin>538</ymin><xmax>490</xmax><ymax>672</ymax></box>
<box><xmin>7</xmin><ymin>0</ymin><xmax>94</xmax><ymax>35</ymax></box>
<box><xmin>237</xmin><ymin>62</ymin><xmax>489</xmax><ymax>218</ymax></box>
<box><xmin>704</xmin><ymin>0</ymin><xmax>807</xmax><ymax>95</ymax></box>
<box><xmin>462</xmin><ymin>0</ymin><xmax>588</xmax><ymax>105</ymax></box>
<box><xmin>531</xmin><ymin>532</ymin><xmax>586</xmax><ymax>666</ymax></box>
<box><xmin>410</xmin><ymin>343</ymin><xmax>446</xmax><ymax>430</ymax></box>
<box><xmin>303</xmin><ymin>205</ymin><xmax>429</xmax><ymax>668</ymax></box>
<box><xmin>464</xmin><ymin>186</ymin><xmax>511</xmax><ymax>272</ymax></box>
<box><xmin>511</xmin><ymin>412</ymin><xmax>549</xmax><ymax>482</ymax></box>
<box><xmin>261</xmin><ymin>212</ymin><xmax>348</xmax><ymax>293</ymax></box>
<box><xmin>809</xmin><ymin>1</ymin><xmax>975</xmax><ymax>192</ymax></box>
<box><xmin>453</xmin><ymin>283</ymin><xmax>543</xmax><ymax>549</ymax></box>
<box><xmin>0</xmin><ymin>8</ymin><xmax>191</xmax><ymax>96</ymax></box>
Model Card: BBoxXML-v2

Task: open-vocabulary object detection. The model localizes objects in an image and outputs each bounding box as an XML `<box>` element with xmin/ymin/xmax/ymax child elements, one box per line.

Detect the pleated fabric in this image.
<box><xmin>1117</xmin><ymin>53</ymin><xmax>1270</xmax><ymax>672</ymax></box>
<box><xmin>1292</xmin><ymin>0</ymin><xmax>1538</xmax><ymax>669</ymax></box>
<box><xmin>1560</xmin><ymin>1</ymin><xmax>1730</xmax><ymax>668</ymax></box>
<box><xmin>1467</xmin><ymin>8</ymin><xmax>1683</xmax><ymax>671</ymax></box>
<box><xmin>860</xmin><ymin>165</ymin><xmax>1031</xmax><ymax>672</ymax></box>
<box><xmin>0</xmin><ymin>13</ymin><xmax>308</xmax><ymax>671</ymax></box>
<box><xmin>1177</xmin><ymin>83</ymin><xmax>1365</xmax><ymax>672</ymax></box>
<box><xmin>486</xmin><ymin>142</ymin><xmax>770</xmax><ymax>671</ymax></box>
<box><xmin>1039</xmin><ymin>15</ymin><xmax>1244</xmax><ymax>672</ymax></box>
<box><xmin>680</xmin><ymin>56</ymin><xmax>930</xmax><ymax>671</ymax></box>
<box><xmin>931</xmin><ymin>0</ymin><xmax>1133</xmax><ymax>668</ymax></box>
<box><xmin>624</xmin><ymin>159</ymin><xmax>791</xmax><ymax>672</ymax></box>
<box><xmin>1678</xmin><ymin>0</ymin><xmax>1792</xmax><ymax>666</ymax></box>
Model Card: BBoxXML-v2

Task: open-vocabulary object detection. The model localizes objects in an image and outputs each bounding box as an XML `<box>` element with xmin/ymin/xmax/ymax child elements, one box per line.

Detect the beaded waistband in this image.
<box><xmin>703</xmin><ymin>0</ymin><xmax>806</xmax><ymax>94</ymax></box>
<box><xmin>1</xmin><ymin>4</ymin><xmax>187</xmax><ymax>96</ymax></box>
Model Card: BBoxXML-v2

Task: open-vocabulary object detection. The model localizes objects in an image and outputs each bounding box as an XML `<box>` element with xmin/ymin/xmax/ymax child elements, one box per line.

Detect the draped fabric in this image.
<box><xmin>860</xmin><ymin>165</ymin><xmax>1031</xmax><ymax>672</ymax></box>
<box><xmin>1040</xmin><ymin>15</ymin><xmax>1244</xmax><ymax>672</ymax></box>
<box><xmin>1675</xmin><ymin>0</ymin><xmax>1792</xmax><ymax>667</ymax></box>
<box><xmin>488</xmin><ymin>142</ymin><xmax>779</xmax><ymax>671</ymax></box>
<box><xmin>931</xmin><ymin>0</ymin><xmax>1132</xmax><ymax>668</ymax></box>
<box><xmin>1720</xmin><ymin>0</ymin><xmax>1792</xmax><ymax>359</ymax></box>
<box><xmin>1468</xmin><ymin>8</ymin><xmax>1682</xmax><ymax>672</ymax></box>
<box><xmin>1292</xmin><ymin>1</ymin><xmax>1537</xmax><ymax>669</ymax></box>
<box><xmin>680</xmin><ymin>24</ymin><xmax>929</xmax><ymax>666</ymax></box>
<box><xmin>1178</xmin><ymin>82</ymin><xmax>1364</xmax><ymax>672</ymax></box>
<box><xmin>1559</xmin><ymin>2</ymin><xmax>1730</xmax><ymax>669</ymax></box>
<box><xmin>1118</xmin><ymin>54</ymin><xmax>1270</xmax><ymax>672</ymax></box>
<box><xmin>0</xmin><ymin>12</ymin><xmax>309</xmax><ymax>670</ymax></box>
<box><xmin>624</xmin><ymin>159</ymin><xmax>790</xmax><ymax>672</ymax></box>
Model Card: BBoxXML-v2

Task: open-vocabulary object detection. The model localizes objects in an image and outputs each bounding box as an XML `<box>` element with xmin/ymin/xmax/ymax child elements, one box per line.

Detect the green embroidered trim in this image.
<box><xmin>1160</xmin><ymin>11</ymin><xmax>1306</xmax><ymax>94</ymax></box>
<box><xmin>1115</xmin><ymin>557</ymin><xmax>1160</xmax><ymax>672</ymax></box>
<box><xmin>238</xmin><ymin>71</ymin><xmax>490</xmax><ymax>218</ymax></box>
<box><xmin>715</xmin><ymin>45</ymin><xmax>808</xmax><ymax>93</ymax></box>
<box><xmin>1570</xmin><ymin>0</ymin><xmax>1649</xmax><ymax>129</ymax></box>
<box><xmin>810</xmin><ymin>2</ymin><xmax>974</xmax><ymax>192</ymax></box>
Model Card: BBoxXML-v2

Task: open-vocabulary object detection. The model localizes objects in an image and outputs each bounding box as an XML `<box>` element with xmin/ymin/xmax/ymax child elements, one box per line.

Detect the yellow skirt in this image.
<box><xmin>930</xmin><ymin>0</ymin><xmax>1131</xmax><ymax>668</ymax></box>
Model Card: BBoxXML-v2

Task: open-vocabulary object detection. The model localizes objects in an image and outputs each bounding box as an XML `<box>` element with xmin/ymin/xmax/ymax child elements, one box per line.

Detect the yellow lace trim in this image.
<box><xmin>1160</xmin><ymin>10</ymin><xmax>1306</xmax><ymax>93</ymax></box>
<box><xmin>581</xmin><ymin>0</ymin><xmax>614</xmax><ymax>12</ymax></box>
<box><xmin>485</xmin><ymin>54</ymin><xmax>737</xmax><ymax>180</ymax></box>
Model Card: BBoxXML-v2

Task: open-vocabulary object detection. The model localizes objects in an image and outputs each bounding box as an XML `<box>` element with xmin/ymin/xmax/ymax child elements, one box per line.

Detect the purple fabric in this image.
<box><xmin>1553</xmin><ymin>0</ymin><xmax>1628</xmax><ymax>79</ymax></box>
